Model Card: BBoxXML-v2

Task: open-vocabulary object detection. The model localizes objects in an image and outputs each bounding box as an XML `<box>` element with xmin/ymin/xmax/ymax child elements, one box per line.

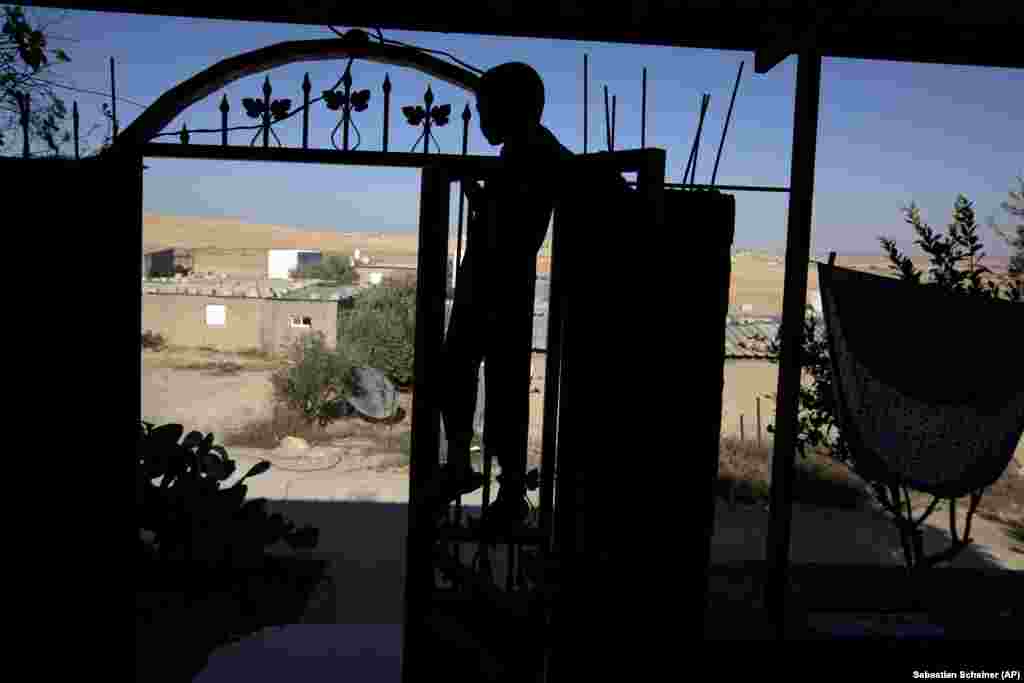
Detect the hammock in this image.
<box><xmin>817</xmin><ymin>263</ymin><xmax>1024</xmax><ymax>499</ymax></box>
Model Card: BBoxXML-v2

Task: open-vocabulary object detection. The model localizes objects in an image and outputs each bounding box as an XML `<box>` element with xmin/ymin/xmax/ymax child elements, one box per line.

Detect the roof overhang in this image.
<box><xmin>18</xmin><ymin>1</ymin><xmax>1024</xmax><ymax>71</ymax></box>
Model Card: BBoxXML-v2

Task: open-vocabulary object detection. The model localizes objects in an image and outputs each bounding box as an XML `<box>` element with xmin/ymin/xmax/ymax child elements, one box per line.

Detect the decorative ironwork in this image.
<box><xmin>243</xmin><ymin>76</ymin><xmax>292</xmax><ymax>148</ymax></box>
<box><xmin>219</xmin><ymin>94</ymin><xmax>229</xmax><ymax>146</ymax></box>
<box><xmin>382</xmin><ymin>73</ymin><xmax>392</xmax><ymax>153</ymax></box>
<box><xmin>302</xmin><ymin>73</ymin><xmax>311</xmax><ymax>149</ymax></box>
<box><xmin>323</xmin><ymin>59</ymin><xmax>371</xmax><ymax>151</ymax></box>
<box><xmin>403</xmin><ymin>84</ymin><xmax>451</xmax><ymax>154</ymax></box>
<box><xmin>179</xmin><ymin>123</ymin><xmax>189</xmax><ymax>145</ymax></box>
<box><xmin>147</xmin><ymin>59</ymin><xmax>467</xmax><ymax>156</ymax></box>
<box><xmin>73</xmin><ymin>101</ymin><xmax>80</xmax><ymax>160</ymax></box>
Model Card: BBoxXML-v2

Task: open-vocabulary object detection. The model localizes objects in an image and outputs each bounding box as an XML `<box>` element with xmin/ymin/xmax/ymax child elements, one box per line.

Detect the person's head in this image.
<box><xmin>476</xmin><ymin>62</ymin><xmax>545</xmax><ymax>145</ymax></box>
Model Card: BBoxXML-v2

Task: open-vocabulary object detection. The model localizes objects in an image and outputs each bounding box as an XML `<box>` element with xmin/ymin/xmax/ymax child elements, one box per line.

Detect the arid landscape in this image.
<box><xmin>142</xmin><ymin>213</ymin><xmax>1023</xmax><ymax>582</ymax></box>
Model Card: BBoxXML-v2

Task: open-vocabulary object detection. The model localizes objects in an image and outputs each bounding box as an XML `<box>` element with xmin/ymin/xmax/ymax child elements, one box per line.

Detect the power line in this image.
<box><xmin>23</xmin><ymin>75</ymin><xmax>148</xmax><ymax>108</ymax></box>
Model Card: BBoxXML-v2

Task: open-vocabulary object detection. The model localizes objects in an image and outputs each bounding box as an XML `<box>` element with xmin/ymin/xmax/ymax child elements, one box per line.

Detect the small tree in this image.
<box><xmin>1</xmin><ymin>5</ymin><xmax>72</xmax><ymax>156</ymax></box>
<box><xmin>268</xmin><ymin>331</ymin><xmax>359</xmax><ymax>429</ymax></box>
<box><xmin>755</xmin><ymin>192</ymin><xmax>1021</xmax><ymax>572</ymax></box>
<box><xmin>987</xmin><ymin>175</ymin><xmax>1024</xmax><ymax>276</ymax></box>
<box><xmin>338</xmin><ymin>279</ymin><xmax>417</xmax><ymax>388</ymax></box>
<box><xmin>293</xmin><ymin>252</ymin><xmax>357</xmax><ymax>284</ymax></box>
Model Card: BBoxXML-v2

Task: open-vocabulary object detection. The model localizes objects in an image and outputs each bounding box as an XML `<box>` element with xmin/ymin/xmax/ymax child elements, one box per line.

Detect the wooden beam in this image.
<box><xmin>19</xmin><ymin>3</ymin><xmax>1022</xmax><ymax>69</ymax></box>
<box><xmin>764</xmin><ymin>49</ymin><xmax>823</xmax><ymax>640</ymax></box>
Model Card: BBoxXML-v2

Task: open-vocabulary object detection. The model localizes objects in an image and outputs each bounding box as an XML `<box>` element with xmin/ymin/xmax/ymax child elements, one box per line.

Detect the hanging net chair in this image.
<box><xmin>817</xmin><ymin>263</ymin><xmax>1024</xmax><ymax>500</ymax></box>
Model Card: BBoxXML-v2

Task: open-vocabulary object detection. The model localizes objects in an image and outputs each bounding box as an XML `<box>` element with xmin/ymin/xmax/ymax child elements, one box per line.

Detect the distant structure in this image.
<box><xmin>143</xmin><ymin>247</ymin><xmax>322</xmax><ymax>279</ymax></box>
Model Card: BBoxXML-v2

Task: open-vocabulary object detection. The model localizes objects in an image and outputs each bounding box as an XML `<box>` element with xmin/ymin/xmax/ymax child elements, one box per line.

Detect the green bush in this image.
<box><xmin>292</xmin><ymin>252</ymin><xmax>357</xmax><ymax>284</ymax></box>
<box><xmin>268</xmin><ymin>331</ymin><xmax>360</xmax><ymax>429</ymax></box>
<box><xmin>338</xmin><ymin>280</ymin><xmax>417</xmax><ymax>388</ymax></box>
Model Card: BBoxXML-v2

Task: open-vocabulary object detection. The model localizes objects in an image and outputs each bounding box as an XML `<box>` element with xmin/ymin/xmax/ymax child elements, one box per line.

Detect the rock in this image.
<box><xmin>279</xmin><ymin>436</ymin><xmax>310</xmax><ymax>451</ymax></box>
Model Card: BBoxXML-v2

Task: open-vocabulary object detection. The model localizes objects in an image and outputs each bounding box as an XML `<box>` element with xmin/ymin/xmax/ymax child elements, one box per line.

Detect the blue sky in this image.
<box><xmin>11</xmin><ymin>7</ymin><xmax>1023</xmax><ymax>260</ymax></box>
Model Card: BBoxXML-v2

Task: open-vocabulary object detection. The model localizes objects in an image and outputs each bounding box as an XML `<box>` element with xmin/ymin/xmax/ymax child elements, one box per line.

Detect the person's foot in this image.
<box><xmin>482</xmin><ymin>488</ymin><xmax>531</xmax><ymax>533</ymax></box>
<box><xmin>419</xmin><ymin>463</ymin><xmax>485</xmax><ymax>510</ymax></box>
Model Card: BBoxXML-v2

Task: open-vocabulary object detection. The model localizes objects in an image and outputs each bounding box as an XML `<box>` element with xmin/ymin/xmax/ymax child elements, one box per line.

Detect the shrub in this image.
<box><xmin>754</xmin><ymin>192</ymin><xmax>1021</xmax><ymax>571</ymax></box>
<box><xmin>338</xmin><ymin>280</ymin><xmax>417</xmax><ymax>388</ymax></box>
<box><xmin>294</xmin><ymin>252</ymin><xmax>357</xmax><ymax>284</ymax></box>
<box><xmin>268</xmin><ymin>331</ymin><xmax>360</xmax><ymax>429</ymax></box>
<box><xmin>142</xmin><ymin>330</ymin><xmax>167</xmax><ymax>351</ymax></box>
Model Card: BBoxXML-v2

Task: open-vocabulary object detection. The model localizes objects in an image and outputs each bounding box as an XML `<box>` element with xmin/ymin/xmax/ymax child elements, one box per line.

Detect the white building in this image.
<box><xmin>267</xmin><ymin>249</ymin><xmax>322</xmax><ymax>279</ymax></box>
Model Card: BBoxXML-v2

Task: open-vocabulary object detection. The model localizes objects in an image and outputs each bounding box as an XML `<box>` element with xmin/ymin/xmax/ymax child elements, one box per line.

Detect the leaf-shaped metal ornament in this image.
<box><xmin>241</xmin><ymin>97</ymin><xmax>265</xmax><ymax>119</ymax></box>
<box><xmin>323</xmin><ymin>90</ymin><xmax>342</xmax><ymax>111</ymax></box>
<box><xmin>431</xmin><ymin>104</ymin><xmax>451</xmax><ymax>127</ymax></box>
<box><xmin>403</xmin><ymin>105</ymin><xmax>426</xmax><ymax>126</ymax></box>
<box><xmin>270</xmin><ymin>99</ymin><xmax>292</xmax><ymax>121</ymax></box>
<box><xmin>351</xmin><ymin>89</ymin><xmax>371</xmax><ymax>112</ymax></box>
<box><xmin>242</xmin><ymin>460</ymin><xmax>272</xmax><ymax>481</ymax></box>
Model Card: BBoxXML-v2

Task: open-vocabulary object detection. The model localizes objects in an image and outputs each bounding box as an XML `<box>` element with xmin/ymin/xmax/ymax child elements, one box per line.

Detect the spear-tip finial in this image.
<box><xmin>302</xmin><ymin>73</ymin><xmax>311</xmax><ymax>93</ymax></box>
<box><xmin>383</xmin><ymin>73</ymin><xmax>391</xmax><ymax>92</ymax></box>
<box><xmin>219</xmin><ymin>94</ymin><xmax>229</xmax><ymax>112</ymax></box>
<box><xmin>263</xmin><ymin>76</ymin><xmax>272</xmax><ymax>96</ymax></box>
<box><xmin>424</xmin><ymin>84</ymin><xmax>434</xmax><ymax>107</ymax></box>
<box><xmin>462</xmin><ymin>102</ymin><xmax>472</xmax><ymax>121</ymax></box>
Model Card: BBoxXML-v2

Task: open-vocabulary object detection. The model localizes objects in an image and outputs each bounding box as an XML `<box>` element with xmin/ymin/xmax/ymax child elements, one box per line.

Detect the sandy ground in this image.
<box><xmin>142</xmin><ymin>360</ymin><xmax>1021</xmax><ymax>629</ymax></box>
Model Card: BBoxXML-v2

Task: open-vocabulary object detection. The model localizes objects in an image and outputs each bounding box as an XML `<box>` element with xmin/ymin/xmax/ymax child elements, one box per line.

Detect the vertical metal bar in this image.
<box><xmin>682</xmin><ymin>97</ymin><xmax>703</xmax><ymax>184</ymax></box>
<box><xmin>757</xmin><ymin>396</ymin><xmax>762</xmax><ymax>448</ymax></box>
<box><xmin>382</xmin><ymin>74</ymin><xmax>391</xmax><ymax>153</ymax></box>
<box><xmin>262</xmin><ymin>76</ymin><xmax>271</xmax><ymax>148</ymax></box>
<box><xmin>401</xmin><ymin>165</ymin><xmax>451</xmax><ymax>683</ymax></box>
<box><xmin>73</xmin><ymin>101</ymin><xmax>80</xmax><ymax>160</ymax></box>
<box><xmin>688</xmin><ymin>94</ymin><xmax>710</xmax><ymax>185</ymax></box>
<box><xmin>110</xmin><ymin>57</ymin><xmax>119</xmax><ymax>140</ymax></box>
<box><xmin>765</xmin><ymin>50</ymin><xmax>822</xmax><ymax>641</ymax></box>
<box><xmin>641</xmin><ymin>67</ymin><xmax>647</xmax><ymax>149</ymax></box>
<box><xmin>450</xmin><ymin>103</ymin><xmax>472</xmax><ymax>550</ymax></box>
<box><xmin>19</xmin><ymin>93</ymin><xmax>30</xmax><ymax>158</ymax></box>
<box><xmin>611</xmin><ymin>94</ymin><xmax>617</xmax><ymax>151</ymax></box>
<box><xmin>302</xmin><ymin>73</ymin><xmax>311</xmax><ymax>149</ymax></box>
<box><xmin>603</xmin><ymin>86</ymin><xmax>611</xmax><ymax>152</ymax></box>
<box><xmin>583</xmin><ymin>54</ymin><xmax>588</xmax><ymax>155</ymax></box>
<box><xmin>219</xmin><ymin>95</ymin><xmax>229</xmax><ymax>147</ymax></box>
<box><xmin>455</xmin><ymin>103</ymin><xmax>471</xmax><ymax>292</ymax></box>
<box><xmin>539</xmin><ymin>208</ymin><xmax>566</xmax><ymax>545</ymax></box>
<box><xmin>342</xmin><ymin>66</ymin><xmax>352</xmax><ymax>152</ymax></box>
<box><xmin>740</xmin><ymin>413</ymin><xmax>745</xmax><ymax>442</ymax></box>
<box><xmin>711</xmin><ymin>61</ymin><xmax>745</xmax><ymax>186</ymax></box>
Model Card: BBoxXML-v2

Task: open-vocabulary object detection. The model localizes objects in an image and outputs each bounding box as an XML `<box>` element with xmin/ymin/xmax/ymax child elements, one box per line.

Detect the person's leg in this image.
<box><xmin>417</xmin><ymin>282</ymin><xmax>488</xmax><ymax>512</ymax></box>
<box><xmin>441</xmin><ymin>295</ymin><xmax>485</xmax><ymax>472</ymax></box>
<box><xmin>482</xmin><ymin>289</ymin><xmax>535</xmax><ymax>527</ymax></box>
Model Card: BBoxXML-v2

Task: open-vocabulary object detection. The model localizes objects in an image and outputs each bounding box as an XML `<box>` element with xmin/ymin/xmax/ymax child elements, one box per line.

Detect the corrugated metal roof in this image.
<box><xmin>444</xmin><ymin>279</ymin><xmax>824</xmax><ymax>358</ymax></box>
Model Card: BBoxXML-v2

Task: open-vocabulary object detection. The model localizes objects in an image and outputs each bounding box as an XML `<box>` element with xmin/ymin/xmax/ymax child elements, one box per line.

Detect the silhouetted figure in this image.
<box><xmin>424</xmin><ymin>62</ymin><xmax>574</xmax><ymax>531</ymax></box>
